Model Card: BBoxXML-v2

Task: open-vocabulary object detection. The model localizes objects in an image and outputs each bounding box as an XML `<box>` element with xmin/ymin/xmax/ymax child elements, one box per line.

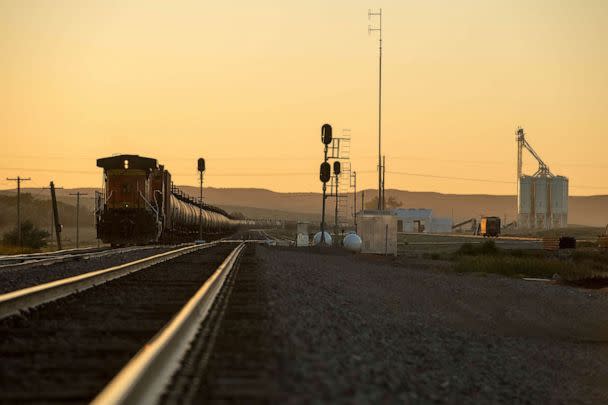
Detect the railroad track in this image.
<box><xmin>242</xmin><ymin>229</ymin><xmax>293</xmax><ymax>246</ymax></box>
<box><xmin>0</xmin><ymin>240</ymin><xmax>252</xmax><ymax>403</ymax></box>
<box><xmin>0</xmin><ymin>245</ymin><xmax>108</xmax><ymax>262</ymax></box>
<box><xmin>0</xmin><ymin>244</ymin><xmax>165</xmax><ymax>270</ymax></box>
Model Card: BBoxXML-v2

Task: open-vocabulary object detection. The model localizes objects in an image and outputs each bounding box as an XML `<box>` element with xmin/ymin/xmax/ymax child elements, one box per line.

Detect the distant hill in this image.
<box><xmin>0</xmin><ymin>193</ymin><xmax>88</xmax><ymax>231</ymax></box>
<box><xmin>1</xmin><ymin>187</ymin><xmax>607</xmax><ymax>227</ymax></box>
<box><xmin>177</xmin><ymin>187</ymin><xmax>608</xmax><ymax>227</ymax></box>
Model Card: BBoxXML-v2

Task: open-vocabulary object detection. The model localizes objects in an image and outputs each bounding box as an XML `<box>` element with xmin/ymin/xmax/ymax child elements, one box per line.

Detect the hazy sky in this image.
<box><xmin>1</xmin><ymin>0</ymin><xmax>607</xmax><ymax>195</ymax></box>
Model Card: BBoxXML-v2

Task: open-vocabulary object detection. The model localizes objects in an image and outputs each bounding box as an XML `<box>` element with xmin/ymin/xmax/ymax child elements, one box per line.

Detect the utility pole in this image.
<box><xmin>351</xmin><ymin>171</ymin><xmax>357</xmax><ymax>231</ymax></box>
<box><xmin>361</xmin><ymin>190</ymin><xmax>365</xmax><ymax>213</ymax></box>
<box><xmin>320</xmin><ymin>124</ymin><xmax>333</xmax><ymax>245</ymax></box>
<box><xmin>382</xmin><ymin>155</ymin><xmax>386</xmax><ymax>210</ymax></box>
<box><xmin>42</xmin><ymin>183</ymin><xmax>64</xmax><ymax>250</ymax></box>
<box><xmin>333</xmin><ymin>161</ymin><xmax>341</xmax><ymax>235</ymax></box>
<box><xmin>369</xmin><ymin>8</ymin><xmax>383</xmax><ymax>210</ymax></box>
<box><xmin>69</xmin><ymin>191</ymin><xmax>88</xmax><ymax>248</ymax></box>
<box><xmin>6</xmin><ymin>176</ymin><xmax>31</xmax><ymax>249</ymax></box>
<box><xmin>198</xmin><ymin>158</ymin><xmax>206</xmax><ymax>241</ymax></box>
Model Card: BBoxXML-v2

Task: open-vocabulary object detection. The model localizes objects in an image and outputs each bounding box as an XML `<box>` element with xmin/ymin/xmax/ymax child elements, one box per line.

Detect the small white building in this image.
<box><xmin>392</xmin><ymin>208</ymin><xmax>453</xmax><ymax>233</ymax></box>
<box><xmin>358</xmin><ymin>214</ymin><xmax>398</xmax><ymax>255</ymax></box>
<box><xmin>358</xmin><ymin>208</ymin><xmax>453</xmax><ymax>234</ymax></box>
<box><xmin>429</xmin><ymin>217</ymin><xmax>453</xmax><ymax>233</ymax></box>
<box><xmin>392</xmin><ymin>208</ymin><xmax>431</xmax><ymax>232</ymax></box>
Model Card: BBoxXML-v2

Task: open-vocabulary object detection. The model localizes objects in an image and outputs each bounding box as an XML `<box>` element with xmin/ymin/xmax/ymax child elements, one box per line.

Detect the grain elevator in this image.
<box><xmin>516</xmin><ymin>128</ymin><xmax>568</xmax><ymax>229</ymax></box>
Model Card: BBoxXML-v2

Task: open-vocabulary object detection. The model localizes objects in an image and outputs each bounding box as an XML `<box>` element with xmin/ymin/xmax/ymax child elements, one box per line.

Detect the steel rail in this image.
<box><xmin>0</xmin><ymin>245</ymin><xmax>166</xmax><ymax>270</ymax></box>
<box><xmin>91</xmin><ymin>242</ymin><xmax>247</xmax><ymax>405</ymax></box>
<box><xmin>0</xmin><ymin>246</ymin><xmax>109</xmax><ymax>262</ymax></box>
<box><xmin>0</xmin><ymin>242</ymin><xmax>218</xmax><ymax>319</ymax></box>
<box><xmin>0</xmin><ymin>243</ymin><xmax>195</xmax><ymax>266</ymax></box>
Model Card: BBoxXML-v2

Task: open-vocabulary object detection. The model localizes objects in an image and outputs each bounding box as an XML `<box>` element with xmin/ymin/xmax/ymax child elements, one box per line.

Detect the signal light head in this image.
<box><xmin>320</xmin><ymin>162</ymin><xmax>331</xmax><ymax>183</ymax></box>
<box><xmin>333</xmin><ymin>161</ymin><xmax>341</xmax><ymax>175</ymax></box>
<box><xmin>321</xmin><ymin>124</ymin><xmax>333</xmax><ymax>145</ymax></box>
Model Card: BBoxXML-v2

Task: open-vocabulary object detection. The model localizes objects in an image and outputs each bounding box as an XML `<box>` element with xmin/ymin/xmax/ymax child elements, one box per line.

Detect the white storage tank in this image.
<box><xmin>313</xmin><ymin>231</ymin><xmax>332</xmax><ymax>246</ymax></box>
<box><xmin>343</xmin><ymin>233</ymin><xmax>362</xmax><ymax>253</ymax></box>
<box><xmin>518</xmin><ymin>176</ymin><xmax>532</xmax><ymax>215</ymax></box>
<box><xmin>518</xmin><ymin>175</ymin><xmax>568</xmax><ymax>229</ymax></box>
<box><xmin>550</xmin><ymin>176</ymin><xmax>568</xmax><ymax>227</ymax></box>
<box><xmin>534</xmin><ymin>177</ymin><xmax>548</xmax><ymax>216</ymax></box>
<box><xmin>551</xmin><ymin>176</ymin><xmax>568</xmax><ymax>215</ymax></box>
<box><xmin>517</xmin><ymin>176</ymin><xmax>533</xmax><ymax>228</ymax></box>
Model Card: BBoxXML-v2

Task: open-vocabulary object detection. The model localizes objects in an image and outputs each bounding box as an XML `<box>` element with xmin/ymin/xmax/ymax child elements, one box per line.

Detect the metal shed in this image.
<box><xmin>358</xmin><ymin>214</ymin><xmax>397</xmax><ymax>255</ymax></box>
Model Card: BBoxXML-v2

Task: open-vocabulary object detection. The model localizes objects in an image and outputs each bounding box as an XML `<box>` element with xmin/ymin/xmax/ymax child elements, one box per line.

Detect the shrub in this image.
<box><xmin>455</xmin><ymin>240</ymin><xmax>500</xmax><ymax>257</ymax></box>
<box><xmin>2</xmin><ymin>221</ymin><xmax>50</xmax><ymax>249</ymax></box>
<box><xmin>455</xmin><ymin>255</ymin><xmax>565</xmax><ymax>278</ymax></box>
<box><xmin>455</xmin><ymin>254</ymin><xmax>608</xmax><ymax>281</ymax></box>
<box><xmin>422</xmin><ymin>252</ymin><xmax>442</xmax><ymax>260</ymax></box>
<box><xmin>456</xmin><ymin>243</ymin><xmax>475</xmax><ymax>256</ymax></box>
<box><xmin>479</xmin><ymin>240</ymin><xmax>499</xmax><ymax>255</ymax></box>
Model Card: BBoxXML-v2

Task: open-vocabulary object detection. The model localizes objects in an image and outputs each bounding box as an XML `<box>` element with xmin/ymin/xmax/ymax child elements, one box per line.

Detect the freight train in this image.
<box><xmin>95</xmin><ymin>154</ymin><xmax>244</xmax><ymax>246</ymax></box>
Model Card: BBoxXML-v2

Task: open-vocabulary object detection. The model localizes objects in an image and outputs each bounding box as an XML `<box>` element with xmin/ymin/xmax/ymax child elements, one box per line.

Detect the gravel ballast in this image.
<box><xmin>202</xmin><ymin>246</ymin><xmax>608</xmax><ymax>403</ymax></box>
<box><xmin>0</xmin><ymin>243</ymin><xmax>237</xmax><ymax>403</ymax></box>
<box><xmin>0</xmin><ymin>246</ymin><xmax>178</xmax><ymax>294</ymax></box>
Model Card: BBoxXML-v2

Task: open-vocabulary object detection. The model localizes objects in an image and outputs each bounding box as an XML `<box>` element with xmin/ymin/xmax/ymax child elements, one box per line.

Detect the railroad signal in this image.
<box><xmin>197</xmin><ymin>158</ymin><xmax>206</xmax><ymax>173</ymax></box>
<box><xmin>320</xmin><ymin>123</ymin><xmax>334</xmax><ymax>245</ymax></box>
<box><xmin>333</xmin><ymin>161</ymin><xmax>341</xmax><ymax>175</ymax></box>
<box><xmin>321</xmin><ymin>124</ymin><xmax>333</xmax><ymax>145</ymax></box>
<box><xmin>320</xmin><ymin>162</ymin><xmax>331</xmax><ymax>183</ymax></box>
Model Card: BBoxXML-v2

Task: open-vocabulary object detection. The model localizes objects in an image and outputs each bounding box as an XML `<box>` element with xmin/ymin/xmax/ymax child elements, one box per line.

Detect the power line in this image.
<box><xmin>0</xmin><ymin>166</ymin><xmax>605</xmax><ymax>191</ymax></box>
<box><xmin>387</xmin><ymin>170</ymin><xmax>608</xmax><ymax>190</ymax></box>
<box><xmin>0</xmin><ymin>167</ymin><xmax>98</xmax><ymax>175</ymax></box>
<box><xmin>388</xmin><ymin>171</ymin><xmax>515</xmax><ymax>184</ymax></box>
<box><xmin>2</xmin><ymin>153</ymin><xmax>608</xmax><ymax>167</ymax></box>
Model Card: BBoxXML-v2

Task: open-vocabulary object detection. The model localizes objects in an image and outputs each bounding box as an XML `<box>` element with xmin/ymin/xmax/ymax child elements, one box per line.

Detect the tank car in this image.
<box><xmin>95</xmin><ymin>154</ymin><xmax>240</xmax><ymax>245</ymax></box>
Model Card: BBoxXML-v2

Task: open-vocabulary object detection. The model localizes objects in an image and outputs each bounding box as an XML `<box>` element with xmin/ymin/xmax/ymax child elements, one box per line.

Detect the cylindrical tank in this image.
<box><xmin>343</xmin><ymin>233</ymin><xmax>362</xmax><ymax>253</ymax></box>
<box><xmin>534</xmin><ymin>177</ymin><xmax>548</xmax><ymax>216</ymax></box>
<box><xmin>551</xmin><ymin>176</ymin><xmax>568</xmax><ymax>214</ymax></box>
<box><xmin>551</xmin><ymin>176</ymin><xmax>569</xmax><ymax>227</ymax></box>
<box><xmin>518</xmin><ymin>176</ymin><xmax>532</xmax><ymax>228</ymax></box>
<box><xmin>313</xmin><ymin>231</ymin><xmax>332</xmax><ymax>246</ymax></box>
<box><xmin>168</xmin><ymin>195</ymin><xmax>235</xmax><ymax>233</ymax></box>
<box><xmin>518</xmin><ymin>176</ymin><xmax>532</xmax><ymax>215</ymax></box>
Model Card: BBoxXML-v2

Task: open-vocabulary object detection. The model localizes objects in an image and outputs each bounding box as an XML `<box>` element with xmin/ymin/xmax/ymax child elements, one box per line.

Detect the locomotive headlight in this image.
<box><xmin>124</xmin><ymin>159</ymin><xmax>129</xmax><ymax>169</ymax></box>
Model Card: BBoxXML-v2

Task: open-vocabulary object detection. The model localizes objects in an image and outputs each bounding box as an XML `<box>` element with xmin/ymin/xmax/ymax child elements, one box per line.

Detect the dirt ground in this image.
<box><xmin>253</xmin><ymin>245</ymin><xmax>608</xmax><ymax>403</ymax></box>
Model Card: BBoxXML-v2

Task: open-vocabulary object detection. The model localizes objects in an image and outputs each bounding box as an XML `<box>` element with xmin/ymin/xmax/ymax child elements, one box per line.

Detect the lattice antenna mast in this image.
<box><xmin>516</xmin><ymin>127</ymin><xmax>553</xmax><ymax>178</ymax></box>
<box><xmin>369</xmin><ymin>8</ymin><xmax>383</xmax><ymax>210</ymax></box>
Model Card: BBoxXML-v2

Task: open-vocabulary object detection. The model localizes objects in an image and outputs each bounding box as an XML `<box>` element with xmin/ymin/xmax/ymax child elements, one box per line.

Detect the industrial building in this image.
<box><xmin>360</xmin><ymin>208</ymin><xmax>453</xmax><ymax>233</ymax></box>
<box><xmin>516</xmin><ymin>128</ymin><xmax>569</xmax><ymax>229</ymax></box>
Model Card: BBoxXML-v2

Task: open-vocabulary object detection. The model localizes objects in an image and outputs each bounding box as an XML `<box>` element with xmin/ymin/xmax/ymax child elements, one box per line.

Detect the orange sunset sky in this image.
<box><xmin>1</xmin><ymin>0</ymin><xmax>607</xmax><ymax>195</ymax></box>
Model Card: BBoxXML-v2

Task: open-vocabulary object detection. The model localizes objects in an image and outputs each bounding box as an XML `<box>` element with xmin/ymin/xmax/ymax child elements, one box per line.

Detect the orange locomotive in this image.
<box><xmin>95</xmin><ymin>154</ymin><xmax>239</xmax><ymax>246</ymax></box>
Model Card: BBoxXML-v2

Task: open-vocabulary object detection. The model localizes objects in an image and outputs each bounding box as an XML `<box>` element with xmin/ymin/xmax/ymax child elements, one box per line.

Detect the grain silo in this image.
<box><xmin>516</xmin><ymin>128</ymin><xmax>569</xmax><ymax>229</ymax></box>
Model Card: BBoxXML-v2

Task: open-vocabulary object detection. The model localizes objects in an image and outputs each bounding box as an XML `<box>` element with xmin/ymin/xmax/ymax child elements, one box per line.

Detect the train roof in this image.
<box><xmin>171</xmin><ymin>188</ymin><xmax>233</xmax><ymax>219</ymax></box>
<box><xmin>97</xmin><ymin>155</ymin><xmax>157</xmax><ymax>170</ymax></box>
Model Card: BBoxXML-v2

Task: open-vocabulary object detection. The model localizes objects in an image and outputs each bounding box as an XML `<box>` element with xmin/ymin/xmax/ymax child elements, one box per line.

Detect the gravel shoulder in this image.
<box><xmin>256</xmin><ymin>246</ymin><xmax>608</xmax><ymax>403</ymax></box>
<box><xmin>0</xmin><ymin>246</ymin><xmax>177</xmax><ymax>294</ymax></box>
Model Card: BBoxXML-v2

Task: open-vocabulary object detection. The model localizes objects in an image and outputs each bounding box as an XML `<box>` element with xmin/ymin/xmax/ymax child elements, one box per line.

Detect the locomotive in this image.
<box><xmin>95</xmin><ymin>154</ymin><xmax>241</xmax><ymax>245</ymax></box>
